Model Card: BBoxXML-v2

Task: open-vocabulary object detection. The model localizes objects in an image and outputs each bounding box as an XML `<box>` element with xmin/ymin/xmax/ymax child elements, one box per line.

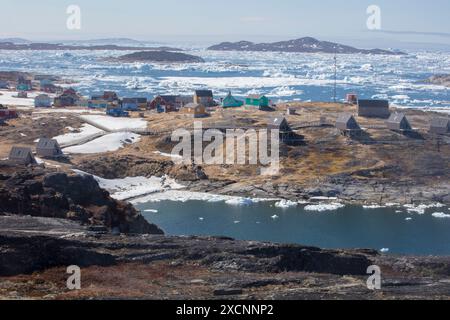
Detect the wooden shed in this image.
<box><xmin>8</xmin><ymin>146</ymin><xmax>36</xmax><ymax>165</ymax></box>
<box><xmin>182</xmin><ymin>103</ymin><xmax>208</xmax><ymax>118</ymax></box>
<box><xmin>429</xmin><ymin>117</ymin><xmax>450</xmax><ymax>135</ymax></box>
<box><xmin>386</xmin><ymin>113</ymin><xmax>412</xmax><ymax>131</ymax></box>
<box><xmin>267</xmin><ymin>115</ymin><xmax>294</xmax><ymax>143</ymax></box>
<box><xmin>36</xmin><ymin>138</ymin><xmax>63</xmax><ymax>158</ymax></box>
<box><xmin>358</xmin><ymin>99</ymin><xmax>390</xmax><ymax>118</ymax></box>
<box><xmin>335</xmin><ymin>113</ymin><xmax>361</xmax><ymax>132</ymax></box>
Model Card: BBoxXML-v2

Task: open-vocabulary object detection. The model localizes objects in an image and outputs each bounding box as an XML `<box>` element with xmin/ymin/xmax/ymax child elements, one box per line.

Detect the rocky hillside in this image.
<box><xmin>116</xmin><ymin>51</ymin><xmax>204</xmax><ymax>63</ymax></box>
<box><xmin>0</xmin><ymin>163</ymin><xmax>163</xmax><ymax>235</ymax></box>
<box><xmin>208</xmin><ymin>37</ymin><xmax>405</xmax><ymax>55</ymax></box>
<box><xmin>1</xmin><ymin>216</ymin><xmax>450</xmax><ymax>299</ymax></box>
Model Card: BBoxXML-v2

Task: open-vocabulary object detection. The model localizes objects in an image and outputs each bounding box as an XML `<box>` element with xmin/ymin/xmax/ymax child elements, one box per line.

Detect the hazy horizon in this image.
<box><xmin>1</xmin><ymin>0</ymin><xmax>449</xmax><ymax>50</ymax></box>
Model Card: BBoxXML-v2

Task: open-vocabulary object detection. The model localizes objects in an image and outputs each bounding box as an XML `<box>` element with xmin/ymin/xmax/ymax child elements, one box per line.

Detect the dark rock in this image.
<box><xmin>214</xmin><ymin>288</ymin><xmax>243</xmax><ymax>296</ymax></box>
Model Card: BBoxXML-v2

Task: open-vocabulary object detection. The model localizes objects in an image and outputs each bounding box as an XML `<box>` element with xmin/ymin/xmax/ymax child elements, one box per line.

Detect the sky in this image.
<box><xmin>1</xmin><ymin>0</ymin><xmax>449</xmax><ymax>49</ymax></box>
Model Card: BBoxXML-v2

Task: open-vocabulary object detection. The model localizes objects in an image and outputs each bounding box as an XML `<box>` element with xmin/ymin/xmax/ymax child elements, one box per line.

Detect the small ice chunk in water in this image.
<box><xmin>380</xmin><ymin>248</ymin><xmax>390</xmax><ymax>253</ymax></box>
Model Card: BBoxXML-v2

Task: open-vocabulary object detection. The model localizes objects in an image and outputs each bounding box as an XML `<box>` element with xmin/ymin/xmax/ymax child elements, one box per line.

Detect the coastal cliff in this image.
<box><xmin>0</xmin><ymin>163</ymin><xmax>163</xmax><ymax>235</ymax></box>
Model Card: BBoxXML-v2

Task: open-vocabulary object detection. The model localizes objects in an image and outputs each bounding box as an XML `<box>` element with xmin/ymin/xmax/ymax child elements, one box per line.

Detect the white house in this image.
<box><xmin>34</xmin><ymin>94</ymin><xmax>52</xmax><ymax>108</ymax></box>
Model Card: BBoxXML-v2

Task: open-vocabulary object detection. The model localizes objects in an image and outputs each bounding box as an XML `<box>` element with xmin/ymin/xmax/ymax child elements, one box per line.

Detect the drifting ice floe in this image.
<box><xmin>275</xmin><ymin>199</ymin><xmax>298</xmax><ymax>209</ymax></box>
<box><xmin>304</xmin><ymin>202</ymin><xmax>345</xmax><ymax>212</ymax></box>
<box><xmin>404</xmin><ymin>203</ymin><xmax>445</xmax><ymax>215</ymax></box>
<box><xmin>432</xmin><ymin>212</ymin><xmax>450</xmax><ymax>219</ymax></box>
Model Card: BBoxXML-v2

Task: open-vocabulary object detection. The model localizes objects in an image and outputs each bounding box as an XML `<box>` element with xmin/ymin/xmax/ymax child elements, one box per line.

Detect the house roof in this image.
<box><xmin>387</xmin><ymin>112</ymin><xmax>407</xmax><ymax>124</ymax></box>
<box><xmin>430</xmin><ymin>117</ymin><xmax>450</xmax><ymax>128</ymax></box>
<box><xmin>35</xmin><ymin>94</ymin><xmax>50</xmax><ymax>100</ymax></box>
<box><xmin>8</xmin><ymin>146</ymin><xmax>35</xmax><ymax>161</ymax></box>
<box><xmin>160</xmin><ymin>95</ymin><xmax>179</xmax><ymax>103</ymax></box>
<box><xmin>358</xmin><ymin>99</ymin><xmax>389</xmax><ymax>108</ymax></box>
<box><xmin>247</xmin><ymin>94</ymin><xmax>267</xmax><ymax>99</ymax></box>
<box><xmin>336</xmin><ymin>113</ymin><xmax>360</xmax><ymax>130</ymax></box>
<box><xmin>195</xmin><ymin>90</ymin><xmax>213</xmax><ymax>97</ymax></box>
<box><xmin>268</xmin><ymin>115</ymin><xmax>288</xmax><ymax>128</ymax></box>
<box><xmin>36</xmin><ymin>138</ymin><xmax>60</xmax><ymax>150</ymax></box>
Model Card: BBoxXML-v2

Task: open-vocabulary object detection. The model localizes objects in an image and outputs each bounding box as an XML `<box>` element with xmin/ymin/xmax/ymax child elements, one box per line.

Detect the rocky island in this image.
<box><xmin>426</xmin><ymin>74</ymin><xmax>450</xmax><ymax>87</ymax></box>
<box><xmin>208</xmin><ymin>37</ymin><xmax>405</xmax><ymax>55</ymax></box>
<box><xmin>114</xmin><ymin>51</ymin><xmax>204</xmax><ymax>63</ymax></box>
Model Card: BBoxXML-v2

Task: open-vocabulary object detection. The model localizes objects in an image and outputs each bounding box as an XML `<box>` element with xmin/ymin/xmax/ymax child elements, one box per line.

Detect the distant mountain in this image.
<box><xmin>60</xmin><ymin>38</ymin><xmax>155</xmax><ymax>47</ymax></box>
<box><xmin>0</xmin><ymin>38</ymin><xmax>31</xmax><ymax>44</ymax></box>
<box><xmin>0</xmin><ymin>42</ymin><xmax>182</xmax><ymax>52</ymax></box>
<box><xmin>208</xmin><ymin>37</ymin><xmax>405</xmax><ymax>55</ymax></box>
<box><xmin>115</xmin><ymin>51</ymin><xmax>204</xmax><ymax>63</ymax></box>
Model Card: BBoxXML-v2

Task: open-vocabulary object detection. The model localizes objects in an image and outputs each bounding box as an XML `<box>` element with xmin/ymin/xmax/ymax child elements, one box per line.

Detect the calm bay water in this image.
<box><xmin>135</xmin><ymin>200</ymin><xmax>450</xmax><ymax>256</ymax></box>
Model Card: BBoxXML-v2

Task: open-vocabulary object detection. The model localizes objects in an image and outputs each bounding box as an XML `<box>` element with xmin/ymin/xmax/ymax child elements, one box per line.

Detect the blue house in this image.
<box><xmin>88</xmin><ymin>96</ymin><xmax>110</xmax><ymax>109</ymax></box>
<box><xmin>121</xmin><ymin>98</ymin><xmax>140</xmax><ymax>111</ymax></box>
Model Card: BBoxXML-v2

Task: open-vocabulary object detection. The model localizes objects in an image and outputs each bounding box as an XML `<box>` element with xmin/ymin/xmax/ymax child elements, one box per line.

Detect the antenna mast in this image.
<box><xmin>333</xmin><ymin>47</ymin><xmax>337</xmax><ymax>103</ymax></box>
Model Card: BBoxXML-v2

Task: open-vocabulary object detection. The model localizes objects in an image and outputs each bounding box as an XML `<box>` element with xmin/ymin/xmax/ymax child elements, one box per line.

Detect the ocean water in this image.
<box><xmin>135</xmin><ymin>200</ymin><xmax>450</xmax><ymax>256</ymax></box>
<box><xmin>0</xmin><ymin>47</ymin><xmax>449</xmax><ymax>111</ymax></box>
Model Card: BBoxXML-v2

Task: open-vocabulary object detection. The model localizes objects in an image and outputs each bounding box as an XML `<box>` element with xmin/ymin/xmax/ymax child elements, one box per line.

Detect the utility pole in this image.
<box><xmin>333</xmin><ymin>47</ymin><xmax>337</xmax><ymax>103</ymax></box>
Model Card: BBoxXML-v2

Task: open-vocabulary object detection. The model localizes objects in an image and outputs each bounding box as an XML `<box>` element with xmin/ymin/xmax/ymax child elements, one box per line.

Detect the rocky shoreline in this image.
<box><xmin>1</xmin><ymin>163</ymin><xmax>450</xmax><ymax>299</ymax></box>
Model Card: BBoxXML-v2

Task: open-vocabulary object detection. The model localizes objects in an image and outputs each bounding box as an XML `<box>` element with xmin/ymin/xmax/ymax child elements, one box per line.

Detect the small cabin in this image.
<box><xmin>17</xmin><ymin>91</ymin><xmax>28</xmax><ymax>98</ymax></box>
<box><xmin>194</xmin><ymin>90</ymin><xmax>214</xmax><ymax>107</ymax></box>
<box><xmin>287</xmin><ymin>107</ymin><xmax>301</xmax><ymax>115</ymax></box>
<box><xmin>150</xmin><ymin>95</ymin><xmax>180</xmax><ymax>111</ymax></box>
<box><xmin>182</xmin><ymin>103</ymin><xmax>208</xmax><ymax>118</ymax></box>
<box><xmin>222</xmin><ymin>92</ymin><xmax>243</xmax><ymax>108</ymax></box>
<box><xmin>122</xmin><ymin>98</ymin><xmax>146</xmax><ymax>111</ymax></box>
<box><xmin>0</xmin><ymin>80</ymin><xmax>8</xmax><ymax>89</ymax></box>
<box><xmin>267</xmin><ymin>115</ymin><xmax>295</xmax><ymax>143</ymax></box>
<box><xmin>0</xmin><ymin>108</ymin><xmax>18</xmax><ymax>120</ymax></box>
<box><xmin>36</xmin><ymin>138</ymin><xmax>63</xmax><ymax>158</ymax></box>
<box><xmin>346</xmin><ymin>93</ymin><xmax>358</xmax><ymax>105</ymax></box>
<box><xmin>54</xmin><ymin>94</ymin><xmax>77</xmax><ymax>107</ymax></box>
<box><xmin>8</xmin><ymin>146</ymin><xmax>36</xmax><ymax>165</ymax></box>
<box><xmin>88</xmin><ymin>97</ymin><xmax>109</xmax><ymax>109</ymax></box>
<box><xmin>16</xmin><ymin>80</ymin><xmax>32</xmax><ymax>91</ymax></box>
<box><xmin>34</xmin><ymin>94</ymin><xmax>52</xmax><ymax>108</ymax></box>
<box><xmin>335</xmin><ymin>114</ymin><xmax>361</xmax><ymax>133</ymax></box>
<box><xmin>386</xmin><ymin>113</ymin><xmax>412</xmax><ymax>131</ymax></box>
<box><xmin>429</xmin><ymin>117</ymin><xmax>450</xmax><ymax>135</ymax></box>
<box><xmin>102</xmin><ymin>91</ymin><xmax>119</xmax><ymax>102</ymax></box>
<box><xmin>358</xmin><ymin>99</ymin><xmax>390</xmax><ymax>118</ymax></box>
<box><xmin>246</xmin><ymin>94</ymin><xmax>269</xmax><ymax>108</ymax></box>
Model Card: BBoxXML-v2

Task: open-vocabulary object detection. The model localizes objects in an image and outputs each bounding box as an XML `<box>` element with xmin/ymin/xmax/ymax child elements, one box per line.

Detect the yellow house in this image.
<box><xmin>182</xmin><ymin>103</ymin><xmax>208</xmax><ymax>118</ymax></box>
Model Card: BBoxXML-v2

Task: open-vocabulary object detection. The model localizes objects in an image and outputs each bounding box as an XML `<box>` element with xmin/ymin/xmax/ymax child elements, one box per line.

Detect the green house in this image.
<box><xmin>222</xmin><ymin>92</ymin><xmax>243</xmax><ymax>108</ymax></box>
<box><xmin>245</xmin><ymin>94</ymin><xmax>269</xmax><ymax>107</ymax></box>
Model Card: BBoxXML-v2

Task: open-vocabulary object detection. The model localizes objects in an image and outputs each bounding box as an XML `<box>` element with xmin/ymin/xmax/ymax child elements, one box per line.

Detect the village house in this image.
<box><xmin>267</xmin><ymin>115</ymin><xmax>295</xmax><ymax>143</ymax></box>
<box><xmin>89</xmin><ymin>96</ymin><xmax>110</xmax><ymax>109</ymax></box>
<box><xmin>54</xmin><ymin>88</ymin><xmax>79</xmax><ymax>107</ymax></box>
<box><xmin>150</xmin><ymin>95</ymin><xmax>181</xmax><ymax>111</ymax></box>
<box><xmin>8</xmin><ymin>146</ymin><xmax>36</xmax><ymax>165</ymax></box>
<box><xmin>34</xmin><ymin>94</ymin><xmax>52</xmax><ymax>108</ymax></box>
<box><xmin>194</xmin><ymin>90</ymin><xmax>214</xmax><ymax>107</ymax></box>
<box><xmin>357</xmin><ymin>99</ymin><xmax>390</xmax><ymax>118</ymax></box>
<box><xmin>429</xmin><ymin>117</ymin><xmax>450</xmax><ymax>135</ymax></box>
<box><xmin>41</xmin><ymin>83</ymin><xmax>60</xmax><ymax>94</ymax></box>
<box><xmin>75</xmin><ymin>97</ymin><xmax>89</xmax><ymax>108</ymax></box>
<box><xmin>182</xmin><ymin>103</ymin><xmax>208</xmax><ymax>118</ymax></box>
<box><xmin>102</xmin><ymin>91</ymin><xmax>119</xmax><ymax>102</ymax></box>
<box><xmin>346</xmin><ymin>93</ymin><xmax>358</xmax><ymax>105</ymax></box>
<box><xmin>222</xmin><ymin>92</ymin><xmax>243</xmax><ymax>108</ymax></box>
<box><xmin>386</xmin><ymin>113</ymin><xmax>412</xmax><ymax>131</ymax></box>
<box><xmin>335</xmin><ymin>113</ymin><xmax>361</xmax><ymax>136</ymax></box>
<box><xmin>287</xmin><ymin>106</ymin><xmax>302</xmax><ymax>115</ymax></box>
<box><xmin>121</xmin><ymin>97</ymin><xmax>147</xmax><ymax>111</ymax></box>
<box><xmin>0</xmin><ymin>80</ymin><xmax>8</xmax><ymax>89</ymax></box>
<box><xmin>0</xmin><ymin>108</ymin><xmax>18</xmax><ymax>124</ymax></box>
<box><xmin>16</xmin><ymin>77</ymin><xmax>32</xmax><ymax>91</ymax></box>
<box><xmin>36</xmin><ymin>138</ymin><xmax>63</xmax><ymax>158</ymax></box>
<box><xmin>246</xmin><ymin>94</ymin><xmax>270</xmax><ymax>108</ymax></box>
